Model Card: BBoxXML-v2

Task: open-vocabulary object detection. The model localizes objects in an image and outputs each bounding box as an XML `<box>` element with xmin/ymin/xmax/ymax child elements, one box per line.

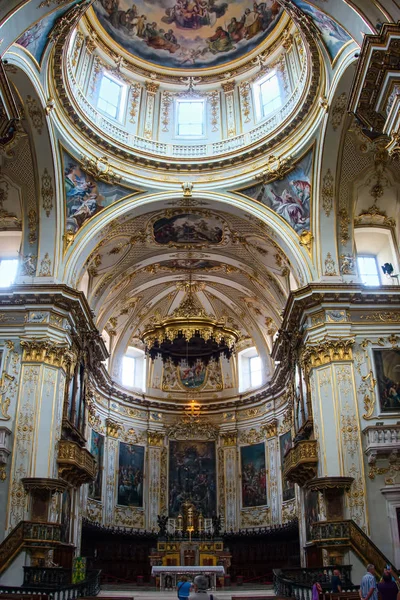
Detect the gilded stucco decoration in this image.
<box><xmin>322</xmin><ymin>169</ymin><xmax>334</xmax><ymax>217</ymax></box>
<box><xmin>39</xmin><ymin>253</ymin><xmax>52</xmax><ymax>277</ymax></box>
<box><xmin>331</xmin><ymin>93</ymin><xmax>347</xmax><ymax>131</ymax></box>
<box><xmin>86</xmin><ymin>497</ymin><xmax>103</xmax><ymax>522</ymax></box>
<box><xmin>302</xmin><ymin>338</ymin><xmax>354</xmax><ymax>371</ymax></box>
<box><xmin>114</xmin><ymin>506</ymin><xmax>145</xmax><ymax>528</ymax></box>
<box><xmin>41</xmin><ymin>168</ymin><xmax>54</xmax><ymax>217</ymax></box>
<box><xmin>167</xmin><ymin>419</ymin><xmax>218</xmax><ymax>441</ymax></box>
<box><xmin>241</xmin><ymin>506</ymin><xmax>270</xmax><ymax>528</ymax></box>
<box><xmin>25</xmin><ymin>96</ymin><xmax>43</xmax><ymax>135</ymax></box>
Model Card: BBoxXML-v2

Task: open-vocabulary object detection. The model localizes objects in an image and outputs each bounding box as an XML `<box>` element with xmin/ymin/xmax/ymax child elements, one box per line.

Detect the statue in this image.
<box><xmin>157</xmin><ymin>514</ymin><xmax>168</xmax><ymax>537</ymax></box>
<box><xmin>212</xmin><ymin>515</ymin><xmax>222</xmax><ymax>537</ymax></box>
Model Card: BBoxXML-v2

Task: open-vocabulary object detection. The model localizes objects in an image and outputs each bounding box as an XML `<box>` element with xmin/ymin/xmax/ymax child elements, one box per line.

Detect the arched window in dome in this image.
<box><xmin>122</xmin><ymin>346</ymin><xmax>147</xmax><ymax>392</ymax></box>
<box><xmin>176</xmin><ymin>98</ymin><xmax>206</xmax><ymax>137</ymax></box>
<box><xmin>253</xmin><ymin>70</ymin><xmax>283</xmax><ymax>121</ymax></box>
<box><xmin>238</xmin><ymin>347</ymin><xmax>263</xmax><ymax>393</ymax></box>
<box><xmin>355</xmin><ymin>227</ymin><xmax>400</xmax><ymax>287</ymax></box>
<box><xmin>96</xmin><ymin>72</ymin><xmax>127</xmax><ymax>122</ymax></box>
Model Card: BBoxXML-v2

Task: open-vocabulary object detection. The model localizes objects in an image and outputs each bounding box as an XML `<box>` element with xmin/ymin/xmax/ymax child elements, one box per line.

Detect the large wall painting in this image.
<box><xmin>117</xmin><ymin>442</ymin><xmax>145</xmax><ymax>507</ymax></box>
<box><xmin>88</xmin><ymin>430</ymin><xmax>104</xmax><ymax>501</ymax></box>
<box><xmin>373</xmin><ymin>349</ymin><xmax>400</xmax><ymax>412</ymax></box>
<box><xmin>169</xmin><ymin>440</ymin><xmax>217</xmax><ymax>517</ymax></box>
<box><xmin>153</xmin><ymin>213</ymin><xmax>224</xmax><ymax>245</ymax></box>
<box><xmin>304</xmin><ymin>487</ymin><xmax>318</xmax><ymax>541</ymax></box>
<box><xmin>239</xmin><ymin>152</ymin><xmax>312</xmax><ymax>235</ymax></box>
<box><xmin>63</xmin><ymin>151</ymin><xmax>131</xmax><ymax>234</ymax></box>
<box><xmin>279</xmin><ymin>431</ymin><xmax>295</xmax><ymax>502</ymax></box>
<box><xmin>93</xmin><ymin>1</ymin><xmax>282</xmax><ymax>70</ymax></box>
<box><xmin>291</xmin><ymin>1</ymin><xmax>351</xmax><ymax>61</ymax></box>
<box><xmin>16</xmin><ymin>2</ymin><xmax>80</xmax><ymax>64</ymax></box>
<box><xmin>240</xmin><ymin>442</ymin><xmax>267</xmax><ymax>507</ymax></box>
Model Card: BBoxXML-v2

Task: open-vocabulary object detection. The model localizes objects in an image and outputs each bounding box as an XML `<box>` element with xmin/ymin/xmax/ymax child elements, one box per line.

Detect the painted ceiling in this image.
<box><xmin>93</xmin><ymin>0</ymin><xmax>283</xmax><ymax>69</ymax></box>
<box><xmin>81</xmin><ymin>206</ymin><xmax>297</xmax><ymax>366</ymax></box>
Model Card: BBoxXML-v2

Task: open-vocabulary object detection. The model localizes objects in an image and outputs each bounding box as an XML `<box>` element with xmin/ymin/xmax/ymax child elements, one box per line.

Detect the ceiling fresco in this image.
<box><xmin>239</xmin><ymin>151</ymin><xmax>312</xmax><ymax>235</ymax></box>
<box><xmin>93</xmin><ymin>0</ymin><xmax>282</xmax><ymax>69</ymax></box>
<box><xmin>79</xmin><ymin>208</ymin><xmax>296</xmax><ymax>367</ymax></box>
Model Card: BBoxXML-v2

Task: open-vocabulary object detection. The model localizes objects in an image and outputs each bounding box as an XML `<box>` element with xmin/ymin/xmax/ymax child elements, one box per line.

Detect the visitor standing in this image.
<box><xmin>331</xmin><ymin>569</ymin><xmax>342</xmax><ymax>593</ymax></box>
<box><xmin>177</xmin><ymin>576</ymin><xmax>192</xmax><ymax>600</ymax></box>
<box><xmin>312</xmin><ymin>580</ymin><xmax>323</xmax><ymax>600</ymax></box>
<box><xmin>189</xmin><ymin>575</ymin><xmax>218</xmax><ymax>600</ymax></box>
<box><xmin>377</xmin><ymin>569</ymin><xmax>400</xmax><ymax>600</ymax></box>
<box><xmin>360</xmin><ymin>565</ymin><xmax>378</xmax><ymax>600</ymax></box>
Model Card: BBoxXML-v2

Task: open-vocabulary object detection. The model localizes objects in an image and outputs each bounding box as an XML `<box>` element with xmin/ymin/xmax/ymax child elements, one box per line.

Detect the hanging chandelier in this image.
<box><xmin>141</xmin><ymin>281</ymin><xmax>239</xmax><ymax>367</ymax></box>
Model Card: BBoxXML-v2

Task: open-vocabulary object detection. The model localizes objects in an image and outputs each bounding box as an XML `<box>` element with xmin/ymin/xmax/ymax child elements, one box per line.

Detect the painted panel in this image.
<box><xmin>88</xmin><ymin>431</ymin><xmax>104</xmax><ymax>501</ymax></box>
<box><xmin>304</xmin><ymin>487</ymin><xmax>318</xmax><ymax>541</ymax></box>
<box><xmin>240</xmin><ymin>442</ymin><xmax>267</xmax><ymax>507</ymax></box>
<box><xmin>16</xmin><ymin>2</ymin><xmax>80</xmax><ymax>64</ymax></box>
<box><xmin>169</xmin><ymin>440</ymin><xmax>217</xmax><ymax>517</ymax></box>
<box><xmin>93</xmin><ymin>0</ymin><xmax>282</xmax><ymax>69</ymax></box>
<box><xmin>62</xmin><ymin>151</ymin><xmax>131</xmax><ymax>234</ymax></box>
<box><xmin>373</xmin><ymin>349</ymin><xmax>400</xmax><ymax>412</ymax></box>
<box><xmin>292</xmin><ymin>1</ymin><xmax>351</xmax><ymax>61</ymax></box>
<box><xmin>117</xmin><ymin>442</ymin><xmax>145</xmax><ymax>507</ymax></box>
<box><xmin>279</xmin><ymin>431</ymin><xmax>295</xmax><ymax>502</ymax></box>
<box><xmin>179</xmin><ymin>360</ymin><xmax>207</xmax><ymax>389</ymax></box>
<box><xmin>153</xmin><ymin>213</ymin><xmax>223</xmax><ymax>245</ymax></box>
<box><xmin>240</xmin><ymin>152</ymin><xmax>312</xmax><ymax>235</ymax></box>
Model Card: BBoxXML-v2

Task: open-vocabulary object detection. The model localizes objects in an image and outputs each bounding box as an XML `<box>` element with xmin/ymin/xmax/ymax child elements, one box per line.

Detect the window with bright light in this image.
<box><xmin>97</xmin><ymin>74</ymin><xmax>125</xmax><ymax>120</ymax></box>
<box><xmin>250</xmin><ymin>356</ymin><xmax>262</xmax><ymax>388</ymax></box>
<box><xmin>176</xmin><ymin>100</ymin><xmax>205</xmax><ymax>136</ymax></box>
<box><xmin>0</xmin><ymin>259</ymin><xmax>18</xmax><ymax>287</ymax></box>
<box><xmin>259</xmin><ymin>71</ymin><xmax>282</xmax><ymax>118</ymax></box>
<box><xmin>122</xmin><ymin>355</ymin><xmax>135</xmax><ymax>387</ymax></box>
<box><xmin>239</xmin><ymin>347</ymin><xmax>263</xmax><ymax>392</ymax></box>
<box><xmin>121</xmin><ymin>347</ymin><xmax>146</xmax><ymax>391</ymax></box>
<box><xmin>357</xmin><ymin>255</ymin><xmax>381</xmax><ymax>286</ymax></box>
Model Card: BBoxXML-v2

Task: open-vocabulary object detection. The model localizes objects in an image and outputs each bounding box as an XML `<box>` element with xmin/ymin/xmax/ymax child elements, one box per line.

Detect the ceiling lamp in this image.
<box><xmin>141</xmin><ymin>283</ymin><xmax>239</xmax><ymax>367</ymax></box>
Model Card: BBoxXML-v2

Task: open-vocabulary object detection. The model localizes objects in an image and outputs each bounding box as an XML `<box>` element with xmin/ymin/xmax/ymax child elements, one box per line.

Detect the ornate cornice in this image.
<box><xmin>305</xmin><ymin>476</ymin><xmax>354</xmax><ymax>492</ymax></box>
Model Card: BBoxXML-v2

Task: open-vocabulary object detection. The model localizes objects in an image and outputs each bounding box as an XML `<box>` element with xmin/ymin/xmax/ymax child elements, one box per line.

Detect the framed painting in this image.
<box><xmin>117</xmin><ymin>442</ymin><xmax>145</xmax><ymax>507</ymax></box>
<box><xmin>88</xmin><ymin>431</ymin><xmax>104</xmax><ymax>501</ymax></box>
<box><xmin>240</xmin><ymin>442</ymin><xmax>267</xmax><ymax>507</ymax></box>
<box><xmin>373</xmin><ymin>349</ymin><xmax>400</xmax><ymax>412</ymax></box>
<box><xmin>304</xmin><ymin>488</ymin><xmax>318</xmax><ymax>541</ymax></box>
<box><xmin>178</xmin><ymin>360</ymin><xmax>207</xmax><ymax>390</ymax></box>
<box><xmin>153</xmin><ymin>213</ymin><xmax>224</xmax><ymax>245</ymax></box>
<box><xmin>279</xmin><ymin>431</ymin><xmax>295</xmax><ymax>502</ymax></box>
<box><xmin>169</xmin><ymin>440</ymin><xmax>216</xmax><ymax>518</ymax></box>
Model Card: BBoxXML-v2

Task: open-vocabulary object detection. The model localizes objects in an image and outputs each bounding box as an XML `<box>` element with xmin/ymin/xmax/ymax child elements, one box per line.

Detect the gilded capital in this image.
<box><xmin>147</xmin><ymin>431</ymin><xmax>165</xmax><ymax>446</ymax></box>
<box><xmin>106</xmin><ymin>418</ymin><xmax>122</xmax><ymax>438</ymax></box>
<box><xmin>220</xmin><ymin>431</ymin><xmax>237</xmax><ymax>446</ymax></box>
<box><xmin>20</xmin><ymin>340</ymin><xmax>74</xmax><ymax>372</ymax></box>
<box><xmin>301</xmin><ymin>338</ymin><xmax>354</xmax><ymax>370</ymax></box>
<box><xmin>265</xmin><ymin>419</ymin><xmax>278</xmax><ymax>438</ymax></box>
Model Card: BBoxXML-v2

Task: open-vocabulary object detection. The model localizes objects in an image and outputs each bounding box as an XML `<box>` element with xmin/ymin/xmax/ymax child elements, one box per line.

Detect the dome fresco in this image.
<box><xmin>93</xmin><ymin>0</ymin><xmax>283</xmax><ymax>69</ymax></box>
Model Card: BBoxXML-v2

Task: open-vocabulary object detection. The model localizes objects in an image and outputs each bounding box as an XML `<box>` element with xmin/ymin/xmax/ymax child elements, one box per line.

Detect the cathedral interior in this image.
<box><xmin>0</xmin><ymin>0</ymin><xmax>400</xmax><ymax>596</ymax></box>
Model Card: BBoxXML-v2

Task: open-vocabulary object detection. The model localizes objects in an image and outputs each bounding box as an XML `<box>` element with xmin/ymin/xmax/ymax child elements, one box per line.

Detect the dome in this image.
<box><xmin>92</xmin><ymin>0</ymin><xmax>284</xmax><ymax>71</ymax></box>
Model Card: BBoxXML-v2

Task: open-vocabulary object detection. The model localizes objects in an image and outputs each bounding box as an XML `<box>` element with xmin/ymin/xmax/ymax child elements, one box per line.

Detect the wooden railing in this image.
<box><xmin>311</xmin><ymin>520</ymin><xmax>399</xmax><ymax>578</ymax></box>
<box><xmin>0</xmin><ymin>522</ymin><xmax>62</xmax><ymax>574</ymax></box>
<box><xmin>274</xmin><ymin>567</ymin><xmax>359</xmax><ymax>600</ymax></box>
<box><xmin>0</xmin><ymin>569</ymin><xmax>101</xmax><ymax>600</ymax></box>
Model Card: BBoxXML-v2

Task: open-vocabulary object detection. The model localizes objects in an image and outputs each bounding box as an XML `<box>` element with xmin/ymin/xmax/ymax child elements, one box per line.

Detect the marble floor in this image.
<box><xmin>98</xmin><ymin>586</ymin><xmax>275</xmax><ymax>600</ymax></box>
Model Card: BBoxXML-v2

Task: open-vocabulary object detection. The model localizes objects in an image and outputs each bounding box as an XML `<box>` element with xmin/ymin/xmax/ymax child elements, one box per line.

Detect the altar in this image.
<box><xmin>151</xmin><ymin>566</ymin><xmax>225</xmax><ymax>591</ymax></box>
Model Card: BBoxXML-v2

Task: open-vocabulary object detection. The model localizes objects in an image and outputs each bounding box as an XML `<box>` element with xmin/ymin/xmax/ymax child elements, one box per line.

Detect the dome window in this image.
<box><xmin>122</xmin><ymin>346</ymin><xmax>146</xmax><ymax>392</ymax></box>
<box><xmin>176</xmin><ymin>99</ymin><xmax>205</xmax><ymax>137</ymax></box>
<box><xmin>96</xmin><ymin>73</ymin><xmax>127</xmax><ymax>121</ymax></box>
<box><xmin>357</xmin><ymin>255</ymin><xmax>381</xmax><ymax>286</ymax></box>
<box><xmin>0</xmin><ymin>259</ymin><xmax>18</xmax><ymax>287</ymax></box>
<box><xmin>239</xmin><ymin>347</ymin><xmax>263</xmax><ymax>392</ymax></box>
<box><xmin>254</xmin><ymin>70</ymin><xmax>282</xmax><ymax>121</ymax></box>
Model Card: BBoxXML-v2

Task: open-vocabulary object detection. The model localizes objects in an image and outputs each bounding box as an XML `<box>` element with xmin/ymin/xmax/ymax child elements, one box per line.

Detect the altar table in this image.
<box><xmin>151</xmin><ymin>566</ymin><xmax>225</xmax><ymax>591</ymax></box>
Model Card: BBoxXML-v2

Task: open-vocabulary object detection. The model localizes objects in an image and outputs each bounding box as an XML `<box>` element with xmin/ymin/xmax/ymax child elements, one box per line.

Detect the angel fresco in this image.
<box><xmin>241</xmin><ymin>152</ymin><xmax>312</xmax><ymax>235</ymax></box>
<box><xmin>94</xmin><ymin>0</ymin><xmax>282</xmax><ymax>69</ymax></box>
